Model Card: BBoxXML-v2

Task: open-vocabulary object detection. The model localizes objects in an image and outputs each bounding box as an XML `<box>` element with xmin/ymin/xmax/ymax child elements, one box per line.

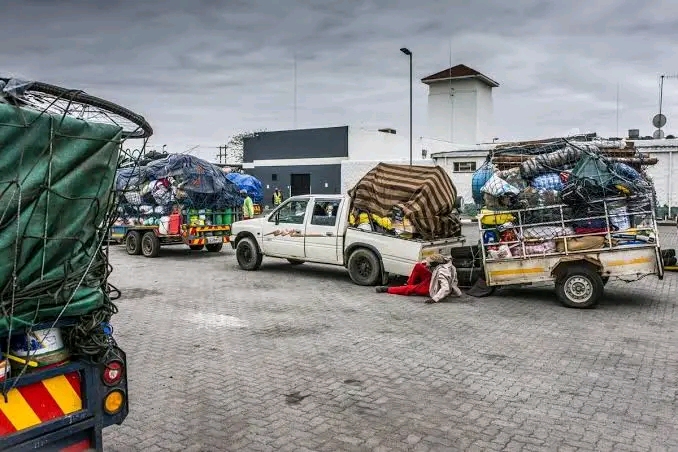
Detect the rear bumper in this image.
<box><xmin>5</xmin><ymin>418</ymin><xmax>98</xmax><ymax>452</ymax></box>
<box><xmin>1</xmin><ymin>352</ymin><xmax>128</xmax><ymax>452</ymax></box>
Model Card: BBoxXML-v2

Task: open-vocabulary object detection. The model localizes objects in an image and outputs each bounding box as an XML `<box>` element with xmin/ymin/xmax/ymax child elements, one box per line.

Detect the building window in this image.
<box><xmin>271</xmin><ymin>174</ymin><xmax>278</xmax><ymax>181</ymax></box>
<box><xmin>453</xmin><ymin>162</ymin><xmax>477</xmax><ymax>173</ymax></box>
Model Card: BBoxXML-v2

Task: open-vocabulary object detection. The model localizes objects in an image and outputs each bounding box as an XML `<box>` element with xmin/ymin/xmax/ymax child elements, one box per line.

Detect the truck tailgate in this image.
<box><xmin>419</xmin><ymin>236</ymin><xmax>467</xmax><ymax>260</ymax></box>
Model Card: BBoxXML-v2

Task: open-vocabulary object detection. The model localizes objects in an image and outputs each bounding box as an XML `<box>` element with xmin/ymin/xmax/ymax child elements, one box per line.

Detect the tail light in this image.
<box><xmin>102</xmin><ymin>360</ymin><xmax>124</xmax><ymax>386</ymax></box>
<box><xmin>103</xmin><ymin>389</ymin><xmax>125</xmax><ymax>415</ymax></box>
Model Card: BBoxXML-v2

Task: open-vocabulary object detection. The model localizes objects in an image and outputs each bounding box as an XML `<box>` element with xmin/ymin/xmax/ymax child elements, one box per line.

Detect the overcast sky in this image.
<box><xmin>3</xmin><ymin>0</ymin><xmax>678</xmax><ymax>161</ymax></box>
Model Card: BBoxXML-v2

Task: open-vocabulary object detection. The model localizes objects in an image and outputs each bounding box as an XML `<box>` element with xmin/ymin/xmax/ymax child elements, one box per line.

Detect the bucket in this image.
<box><xmin>9</xmin><ymin>327</ymin><xmax>70</xmax><ymax>369</ymax></box>
<box><xmin>158</xmin><ymin>216</ymin><xmax>171</xmax><ymax>235</ymax></box>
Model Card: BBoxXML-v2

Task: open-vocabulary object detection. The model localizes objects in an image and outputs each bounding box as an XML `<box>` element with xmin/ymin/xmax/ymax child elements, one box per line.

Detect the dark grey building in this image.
<box><xmin>242</xmin><ymin>126</ymin><xmax>348</xmax><ymax>206</ymax></box>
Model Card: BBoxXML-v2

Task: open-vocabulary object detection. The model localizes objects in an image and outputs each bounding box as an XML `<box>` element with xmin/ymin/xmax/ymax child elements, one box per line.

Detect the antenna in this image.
<box><xmin>616</xmin><ymin>82</ymin><xmax>619</xmax><ymax>138</ymax></box>
<box><xmin>293</xmin><ymin>52</ymin><xmax>298</xmax><ymax>129</ymax></box>
<box><xmin>655</xmin><ymin>73</ymin><xmax>678</xmax><ymax>137</ymax></box>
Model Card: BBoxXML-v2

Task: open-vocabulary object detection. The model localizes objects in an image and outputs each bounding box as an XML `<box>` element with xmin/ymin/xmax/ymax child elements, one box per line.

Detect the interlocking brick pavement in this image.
<box><xmin>103</xmin><ymin>226</ymin><xmax>678</xmax><ymax>451</ymax></box>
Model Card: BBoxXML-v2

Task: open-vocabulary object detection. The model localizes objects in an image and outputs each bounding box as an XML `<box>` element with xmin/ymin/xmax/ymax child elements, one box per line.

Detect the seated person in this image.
<box><xmin>376</xmin><ymin>254</ymin><xmax>462</xmax><ymax>303</ymax></box>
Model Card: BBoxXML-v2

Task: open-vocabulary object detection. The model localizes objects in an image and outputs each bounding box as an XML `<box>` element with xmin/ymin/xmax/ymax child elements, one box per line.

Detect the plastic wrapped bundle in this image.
<box><xmin>519</xmin><ymin>145</ymin><xmax>583</xmax><ymax>179</ymax></box>
<box><xmin>531</xmin><ymin>173</ymin><xmax>564</xmax><ymax>191</ymax></box>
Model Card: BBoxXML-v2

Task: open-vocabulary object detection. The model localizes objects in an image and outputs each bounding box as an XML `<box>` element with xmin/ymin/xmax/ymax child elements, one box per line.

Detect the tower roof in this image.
<box><xmin>421</xmin><ymin>64</ymin><xmax>499</xmax><ymax>88</ymax></box>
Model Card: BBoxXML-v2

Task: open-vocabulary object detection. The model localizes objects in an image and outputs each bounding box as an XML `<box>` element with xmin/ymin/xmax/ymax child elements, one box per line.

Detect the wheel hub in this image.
<box><xmin>357</xmin><ymin>258</ymin><xmax>371</xmax><ymax>277</ymax></box>
<box><xmin>564</xmin><ymin>275</ymin><xmax>593</xmax><ymax>302</ymax></box>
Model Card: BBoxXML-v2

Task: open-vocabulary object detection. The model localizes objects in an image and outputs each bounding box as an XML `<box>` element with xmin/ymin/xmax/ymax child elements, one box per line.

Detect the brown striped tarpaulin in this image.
<box><xmin>347</xmin><ymin>163</ymin><xmax>462</xmax><ymax>240</ymax></box>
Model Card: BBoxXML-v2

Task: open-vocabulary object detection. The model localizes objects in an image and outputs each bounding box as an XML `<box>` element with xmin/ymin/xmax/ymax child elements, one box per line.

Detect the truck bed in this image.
<box><xmin>345</xmin><ymin>227</ymin><xmax>466</xmax><ymax>278</ymax></box>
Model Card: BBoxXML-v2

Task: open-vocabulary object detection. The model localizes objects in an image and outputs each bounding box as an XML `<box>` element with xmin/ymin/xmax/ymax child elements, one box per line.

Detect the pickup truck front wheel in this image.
<box><xmin>348</xmin><ymin>248</ymin><xmax>381</xmax><ymax>286</ymax></box>
<box><xmin>236</xmin><ymin>237</ymin><xmax>263</xmax><ymax>271</ymax></box>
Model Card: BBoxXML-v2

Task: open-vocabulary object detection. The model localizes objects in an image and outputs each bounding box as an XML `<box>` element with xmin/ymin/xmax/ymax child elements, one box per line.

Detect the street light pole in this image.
<box><xmin>400</xmin><ymin>47</ymin><xmax>413</xmax><ymax>166</ymax></box>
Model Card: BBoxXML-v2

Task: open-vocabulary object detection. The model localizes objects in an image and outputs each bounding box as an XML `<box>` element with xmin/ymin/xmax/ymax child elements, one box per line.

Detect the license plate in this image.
<box><xmin>207</xmin><ymin>236</ymin><xmax>221</xmax><ymax>244</ymax></box>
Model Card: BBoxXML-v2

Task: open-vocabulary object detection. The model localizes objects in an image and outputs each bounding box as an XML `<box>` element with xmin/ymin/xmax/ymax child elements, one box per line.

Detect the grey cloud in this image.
<box><xmin>2</xmin><ymin>0</ymin><xmax>678</xmax><ymax>149</ymax></box>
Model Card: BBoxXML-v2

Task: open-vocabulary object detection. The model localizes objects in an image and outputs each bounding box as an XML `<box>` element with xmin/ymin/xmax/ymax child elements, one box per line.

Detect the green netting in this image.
<box><xmin>0</xmin><ymin>102</ymin><xmax>122</xmax><ymax>335</ymax></box>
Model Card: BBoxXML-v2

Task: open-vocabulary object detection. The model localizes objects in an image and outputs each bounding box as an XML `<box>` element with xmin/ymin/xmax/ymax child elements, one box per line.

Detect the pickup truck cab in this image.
<box><xmin>230</xmin><ymin>194</ymin><xmax>465</xmax><ymax>285</ymax></box>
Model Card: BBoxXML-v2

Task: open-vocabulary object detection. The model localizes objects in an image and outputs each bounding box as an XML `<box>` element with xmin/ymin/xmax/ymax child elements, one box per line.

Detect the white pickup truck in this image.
<box><xmin>230</xmin><ymin>194</ymin><xmax>465</xmax><ymax>285</ymax></box>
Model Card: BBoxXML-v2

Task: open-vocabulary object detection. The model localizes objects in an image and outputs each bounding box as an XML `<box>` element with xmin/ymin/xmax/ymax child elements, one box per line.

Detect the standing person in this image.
<box><xmin>241</xmin><ymin>189</ymin><xmax>254</xmax><ymax>220</ymax></box>
<box><xmin>272</xmin><ymin>187</ymin><xmax>283</xmax><ymax>207</ymax></box>
<box><xmin>375</xmin><ymin>254</ymin><xmax>462</xmax><ymax>303</ymax></box>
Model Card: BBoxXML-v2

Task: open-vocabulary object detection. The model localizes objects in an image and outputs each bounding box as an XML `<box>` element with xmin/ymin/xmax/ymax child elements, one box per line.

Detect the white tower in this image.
<box><xmin>421</xmin><ymin>64</ymin><xmax>499</xmax><ymax>145</ymax></box>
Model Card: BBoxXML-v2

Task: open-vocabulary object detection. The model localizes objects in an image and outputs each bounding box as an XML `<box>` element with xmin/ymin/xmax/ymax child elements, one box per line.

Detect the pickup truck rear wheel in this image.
<box><xmin>236</xmin><ymin>237</ymin><xmax>262</xmax><ymax>271</ymax></box>
<box><xmin>347</xmin><ymin>248</ymin><xmax>381</xmax><ymax>286</ymax></box>
<box><xmin>555</xmin><ymin>264</ymin><xmax>604</xmax><ymax>309</ymax></box>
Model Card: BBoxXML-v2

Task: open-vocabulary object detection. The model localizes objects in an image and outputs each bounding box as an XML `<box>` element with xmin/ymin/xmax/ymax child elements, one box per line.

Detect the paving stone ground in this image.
<box><xmin>104</xmin><ymin>226</ymin><xmax>678</xmax><ymax>451</ymax></box>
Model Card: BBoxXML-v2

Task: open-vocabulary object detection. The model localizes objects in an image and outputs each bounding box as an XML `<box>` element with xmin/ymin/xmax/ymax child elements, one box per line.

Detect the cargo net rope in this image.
<box><xmin>347</xmin><ymin>163</ymin><xmax>463</xmax><ymax>241</ymax></box>
<box><xmin>0</xmin><ymin>78</ymin><xmax>152</xmax><ymax>391</ymax></box>
<box><xmin>114</xmin><ymin>153</ymin><xmax>245</xmax><ymax>233</ymax></box>
<box><xmin>472</xmin><ymin>138</ymin><xmax>659</xmax><ymax>261</ymax></box>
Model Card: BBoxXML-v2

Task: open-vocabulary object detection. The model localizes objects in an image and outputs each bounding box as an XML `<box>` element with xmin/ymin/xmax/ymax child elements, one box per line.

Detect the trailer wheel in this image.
<box><xmin>287</xmin><ymin>259</ymin><xmax>305</xmax><ymax>265</ymax></box>
<box><xmin>236</xmin><ymin>237</ymin><xmax>262</xmax><ymax>271</ymax></box>
<box><xmin>125</xmin><ymin>231</ymin><xmax>142</xmax><ymax>255</ymax></box>
<box><xmin>189</xmin><ymin>244</ymin><xmax>204</xmax><ymax>251</ymax></box>
<box><xmin>206</xmin><ymin>243</ymin><xmax>223</xmax><ymax>252</ymax></box>
<box><xmin>347</xmin><ymin>248</ymin><xmax>381</xmax><ymax>286</ymax></box>
<box><xmin>141</xmin><ymin>232</ymin><xmax>160</xmax><ymax>258</ymax></box>
<box><xmin>555</xmin><ymin>265</ymin><xmax>604</xmax><ymax>309</ymax></box>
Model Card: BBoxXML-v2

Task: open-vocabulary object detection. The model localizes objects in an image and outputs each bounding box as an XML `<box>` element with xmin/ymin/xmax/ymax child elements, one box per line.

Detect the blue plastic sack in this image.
<box><xmin>611</xmin><ymin>162</ymin><xmax>641</xmax><ymax>181</ymax></box>
<box><xmin>226</xmin><ymin>173</ymin><xmax>264</xmax><ymax>204</ymax></box>
<box><xmin>471</xmin><ymin>162</ymin><xmax>494</xmax><ymax>204</ymax></box>
<box><xmin>531</xmin><ymin>173</ymin><xmax>563</xmax><ymax>191</ymax></box>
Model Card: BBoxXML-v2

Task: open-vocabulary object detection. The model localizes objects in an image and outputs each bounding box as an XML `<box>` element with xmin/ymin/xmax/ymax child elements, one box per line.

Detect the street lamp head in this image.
<box><xmin>400</xmin><ymin>47</ymin><xmax>412</xmax><ymax>56</ymax></box>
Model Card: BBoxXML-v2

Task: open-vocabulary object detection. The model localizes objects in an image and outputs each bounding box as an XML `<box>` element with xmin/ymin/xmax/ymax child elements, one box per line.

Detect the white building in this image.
<box><xmin>422</xmin><ymin>64</ymin><xmax>499</xmax><ymax>145</ymax></box>
<box><xmin>629</xmin><ymin>139</ymin><xmax>678</xmax><ymax>215</ymax></box>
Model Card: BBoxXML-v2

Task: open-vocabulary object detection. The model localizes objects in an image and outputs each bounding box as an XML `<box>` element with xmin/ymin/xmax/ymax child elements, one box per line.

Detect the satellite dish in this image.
<box><xmin>653</xmin><ymin>129</ymin><xmax>665</xmax><ymax>139</ymax></box>
<box><xmin>652</xmin><ymin>113</ymin><xmax>667</xmax><ymax>128</ymax></box>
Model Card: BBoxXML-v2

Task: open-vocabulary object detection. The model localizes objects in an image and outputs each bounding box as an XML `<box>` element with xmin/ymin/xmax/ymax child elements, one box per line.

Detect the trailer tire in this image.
<box><xmin>125</xmin><ymin>231</ymin><xmax>142</xmax><ymax>255</ymax></box>
<box><xmin>347</xmin><ymin>248</ymin><xmax>381</xmax><ymax>286</ymax></box>
<box><xmin>236</xmin><ymin>237</ymin><xmax>262</xmax><ymax>271</ymax></box>
<box><xmin>206</xmin><ymin>243</ymin><xmax>223</xmax><ymax>252</ymax></box>
<box><xmin>141</xmin><ymin>232</ymin><xmax>160</xmax><ymax>258</ymax></box>
<box><xmin>287</xmin><ymin>259</ymin><xmax>305</xmax><ymax>265</ymax></box>
<box><xmin>189</xmin><ymin>244</ymin><xmax>204</xmax><ymax>251</ymax></box>
<box><xmin>555</xmin><ymin>264</ymin><xmax>604</xmax><ymax>309</ymax></box>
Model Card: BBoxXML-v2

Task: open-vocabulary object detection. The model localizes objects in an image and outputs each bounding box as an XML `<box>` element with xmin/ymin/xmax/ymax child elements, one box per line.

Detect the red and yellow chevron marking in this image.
<box><xmin>189</xmin><ymin>238</ymin><xmax>205</xmax><ymax>246</ymax></box>
<box><xmin>0</xmin><ymin>371</ymin><xmax>82</xmax><ymax>435</ymax></box>
<box><xmin>186</xmin><ymin>225</ymin><xmax>231</xmax><ymax>235</ymax></box>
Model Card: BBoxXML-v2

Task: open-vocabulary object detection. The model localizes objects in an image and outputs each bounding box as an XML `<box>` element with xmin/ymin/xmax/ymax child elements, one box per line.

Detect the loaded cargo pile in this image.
<box><xmin>471</xmin><ymin>137</ymin><xmax>660</xmax><ymax>260</ymax></box>
<box><xmin>113</xmin><ymin>154</ymin><xmax>244</xmax><ymax>232</ymax></box>
<box><xmin>348</xmin><ymin>163</ymin><xmax>462</xmax><ymax>241</ymax></box>
<box><xmin>0</xmin><ymin>80</ymin><xmax>136</xmax><ymax>383</ymax></box>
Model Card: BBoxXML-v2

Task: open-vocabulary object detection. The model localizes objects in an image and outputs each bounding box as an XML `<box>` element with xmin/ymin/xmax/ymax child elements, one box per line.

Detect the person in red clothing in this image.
<box><xmin>375</xmin><ymin>259</ymin><xmax>433</xmax><ymax>296</ymax></box>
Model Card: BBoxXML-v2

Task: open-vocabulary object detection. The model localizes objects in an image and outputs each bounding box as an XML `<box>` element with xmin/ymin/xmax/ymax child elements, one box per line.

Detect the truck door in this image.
<box><xmin>261</xmin><ymin>199</ymin><xmax>309</xmax><ymax>258</ymax></box>
<box><xmin>304</xmin><ymin>198</ymin><xmax>341</xmax><ymax>264</ymax></box>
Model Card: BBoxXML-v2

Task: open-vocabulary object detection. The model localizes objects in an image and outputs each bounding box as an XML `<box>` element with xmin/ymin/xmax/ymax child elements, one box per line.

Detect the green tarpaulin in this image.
<box><xmin>0</xmin><ymin>102</ymin><xmax>122</xmax><ymax>335</ymax></box>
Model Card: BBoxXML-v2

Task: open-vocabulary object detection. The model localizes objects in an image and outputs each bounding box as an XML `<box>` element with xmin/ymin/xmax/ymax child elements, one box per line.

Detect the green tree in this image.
<box><xmin>223</xmin><ymin>129</ymin><xmax>265</xmax><ymax>164</ymax></box>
